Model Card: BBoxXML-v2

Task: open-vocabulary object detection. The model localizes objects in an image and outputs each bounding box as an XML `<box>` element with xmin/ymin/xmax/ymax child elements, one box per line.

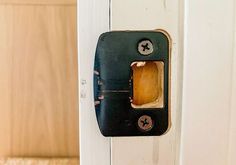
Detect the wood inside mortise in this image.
<box><xmin>131</xmin><ymin>61</ymin><xmax>164</xmax><ymax>109</ymax></box>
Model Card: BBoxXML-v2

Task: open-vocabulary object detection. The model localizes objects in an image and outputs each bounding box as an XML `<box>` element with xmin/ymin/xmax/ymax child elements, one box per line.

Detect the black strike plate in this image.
<box><xmin>94</xmin><ymin>30</ymin><xmax>171</xmax><ymax>137</ymax></box>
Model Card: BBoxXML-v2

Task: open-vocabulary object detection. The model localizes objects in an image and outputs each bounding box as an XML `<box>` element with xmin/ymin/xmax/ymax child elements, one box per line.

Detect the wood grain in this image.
<box><xmin>0</xmin><ymin>0</ymin><xmax>76</xmax><ymax>5</ymax></box>
<box><xmin>0</xmin><ymin>158</ymin><xmax>79</xmax><ymax>165</ymax></box>
<box><xmin>0</xmin><ymin>5</ymin><xmax>78</xmax><ymax>157</ymax></box>
<box><xmin>131</xmin><ymin>61</ymin><xmax>164</xmax><ymax>108</ymax></box>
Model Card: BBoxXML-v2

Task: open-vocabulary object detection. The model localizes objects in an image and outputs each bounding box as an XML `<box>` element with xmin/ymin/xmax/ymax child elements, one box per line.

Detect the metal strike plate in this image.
<box><xmin>94</xmin><ymin>30</ymin><xmax>171</xmax><ymax>137</ymax></box>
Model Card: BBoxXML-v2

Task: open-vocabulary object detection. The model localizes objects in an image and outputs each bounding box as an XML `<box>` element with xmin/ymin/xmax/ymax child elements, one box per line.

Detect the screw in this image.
<box><xmin>138</xmin><ymin>40</ymin><xmax>153</xmax><ymax>55</ymax></box>
<box><xmin>138</xmin><ymin>115</ymin><xmax>153</xmax><ymax>131</ymax></box>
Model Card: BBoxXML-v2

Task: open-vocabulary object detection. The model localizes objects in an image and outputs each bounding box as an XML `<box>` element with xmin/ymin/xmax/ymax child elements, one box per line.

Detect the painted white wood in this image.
<box><xmin>111</xmin><ymin>0</ymin><xmax>184</xmax><ymax>165</ymax></box>
<box><xmin>78</xmin><ymin>0</ymin><xmax>111</xmax><ymax>165</ymax></box>
<box><xmin>79</xmin><ymin>0</ymin><xmax>236</xmax><ymax>164</ymax></box>
<box><xmin>180</xmin><ymin>0</ymin><xmax>236</xmax><ymax>165</ymax></box>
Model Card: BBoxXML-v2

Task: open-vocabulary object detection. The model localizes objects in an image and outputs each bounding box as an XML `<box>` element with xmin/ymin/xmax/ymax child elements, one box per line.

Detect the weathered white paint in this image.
<box><xmin>180</xmin><ymin>0</ymin><xmax>236</xmax><ymax>165</ymax></box>
<box><xmin>111</xmin><ymin>0</ymin><xmax>184</xmax><ymax>165</ymax></box>
<box><xmin>79</xmin><ymin>0</ymin><xmax>236</xmax><ymax>164</ymax></box>
<box><xmin>78</xmin><ymin>0</ymin><xmax>110</xmax><ymax>165</ymax></box>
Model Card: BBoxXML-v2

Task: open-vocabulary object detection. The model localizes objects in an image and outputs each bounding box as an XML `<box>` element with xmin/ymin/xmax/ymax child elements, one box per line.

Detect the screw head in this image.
<box><xmin>138</xmin><ymin>40</ymin><xmax>153</xmax><ymax>55</ymax></box>
<box><xmin>138</xmin><ymin>115</ymin><xmax>153</xmax><ymax>131</ymax></box>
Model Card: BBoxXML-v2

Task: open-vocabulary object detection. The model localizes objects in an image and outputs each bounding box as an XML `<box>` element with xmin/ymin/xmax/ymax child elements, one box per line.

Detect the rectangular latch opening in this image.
<box><xmin>131</xmin><ymin>61</ymin><xmax>164</xmax><ymax>109</ymax></box>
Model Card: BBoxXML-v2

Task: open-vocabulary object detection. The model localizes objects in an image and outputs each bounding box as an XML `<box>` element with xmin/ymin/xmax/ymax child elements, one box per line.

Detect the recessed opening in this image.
<box><xmin>131</xmin><ymin>61</ymin><xmax>164</xmax><ymax>109</ymax></box>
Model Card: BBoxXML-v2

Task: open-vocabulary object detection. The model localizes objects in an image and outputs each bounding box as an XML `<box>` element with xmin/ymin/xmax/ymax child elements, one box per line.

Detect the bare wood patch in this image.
<box><xmin>131</xmin><ymin>61</ymin><xmax>164</xmax><ymax>109</ymax></box>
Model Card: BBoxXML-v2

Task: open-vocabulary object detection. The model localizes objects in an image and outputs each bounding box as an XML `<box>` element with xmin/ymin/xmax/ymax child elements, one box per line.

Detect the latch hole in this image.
<box><xmin>131</xmin><ymin>61</ymin><xmax>164</xmax><ymax>109</ymax></box>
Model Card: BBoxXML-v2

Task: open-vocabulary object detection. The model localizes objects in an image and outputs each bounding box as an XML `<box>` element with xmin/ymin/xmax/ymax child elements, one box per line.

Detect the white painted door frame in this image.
<box><xmin>180</xmin><ymin>1</ymin><xmax>236</xmax><ymax>165</ymax></box>
<box><xmin>110</xmin><ymin>0</ymin><xmax>184</xmax><ymax>165</ymax></box>
<box><xmin>78</xmin><ymin>1</ymin><xmax>110</xmax><ymax>165</ymax></box>
<box><xmin>78</xmin><ymin>0</ymin><xmax>236</xmax><ymax>164</ymax></box>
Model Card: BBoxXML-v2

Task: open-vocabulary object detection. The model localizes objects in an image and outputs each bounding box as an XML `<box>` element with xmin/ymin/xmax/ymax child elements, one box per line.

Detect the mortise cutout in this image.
<box><xmin>131</xmin><ymin>61</ymin><xmax>164</xmax><ymax>109</ymax></box>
